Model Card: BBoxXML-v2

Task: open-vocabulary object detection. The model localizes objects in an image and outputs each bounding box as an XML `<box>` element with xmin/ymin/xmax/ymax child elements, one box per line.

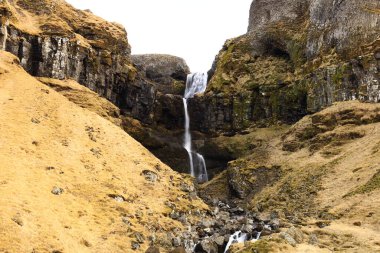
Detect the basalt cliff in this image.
<box><xmin>1</xmin><ymin>0</ymin><xmax>380</xmax><ymax>252</ymax></box>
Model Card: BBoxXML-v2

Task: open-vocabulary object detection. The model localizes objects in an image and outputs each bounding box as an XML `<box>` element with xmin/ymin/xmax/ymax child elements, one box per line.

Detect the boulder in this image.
<box><xmin>132</xmin><ymin>54</ymin><xmax>190</xmax><ymax>95</ymax></box>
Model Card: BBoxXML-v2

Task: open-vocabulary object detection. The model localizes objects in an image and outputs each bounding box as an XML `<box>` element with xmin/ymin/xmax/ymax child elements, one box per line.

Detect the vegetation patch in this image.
<box><xmin>345</xmin><ymin>170</ymin><xmax>380</xmax><ymax>197</ymax></box>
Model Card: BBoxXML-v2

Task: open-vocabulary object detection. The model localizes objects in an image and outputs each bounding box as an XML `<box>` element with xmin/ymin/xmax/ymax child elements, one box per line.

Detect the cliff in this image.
<box><xmin>0</xmin><ymin>0</ymin><xmax>190</xmax><ymax>130</ymax></box>
<box><xmin>196</xmin><ymin>0</ymin><xmax>380</xmax><ymax>133</ymax></box>
<box><xmin>197</xmin><ymin>1</ymin><xmax>380</xmax><ymax>252</ymax></box>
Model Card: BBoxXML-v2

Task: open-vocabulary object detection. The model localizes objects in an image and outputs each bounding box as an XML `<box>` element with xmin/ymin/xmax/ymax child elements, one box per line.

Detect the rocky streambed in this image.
<box><xmin>162</xmin><ymin>193</ymin><xmax>281</xmax><ymax>253</ymax></box>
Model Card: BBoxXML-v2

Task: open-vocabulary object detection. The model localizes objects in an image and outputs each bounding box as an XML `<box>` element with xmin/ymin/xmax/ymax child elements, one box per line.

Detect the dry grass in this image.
<box><xmin>1</xmin><ymin>0</ymin><xmax>130</xmax><ymax>50</ymax></box>
<box><xmin>205</xmin><ymin>101</ymin><xmax>380</xmax><ymax>252</ymax></box>
<box><xmin>0</xmin><ymin>51</ymin><xmax>208</xmax><ymax>253</ymax></box>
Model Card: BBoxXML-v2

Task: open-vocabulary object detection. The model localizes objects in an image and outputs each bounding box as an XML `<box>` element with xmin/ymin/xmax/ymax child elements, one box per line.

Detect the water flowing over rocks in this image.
<box><xmin>171</xmin><ymin>199</ymin><xmax>281</xmax><ymax>253</ymax></box>
<box><xmin>183</xmin><ymin>73</ymin><xmax>209</xmax><ymax>182</ymax></box>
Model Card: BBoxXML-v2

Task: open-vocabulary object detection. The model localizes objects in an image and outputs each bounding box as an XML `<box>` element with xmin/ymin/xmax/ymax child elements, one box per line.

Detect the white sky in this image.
<box><xmin>65</xmin><ymin>0</ymin><xmax>252</xmax><ymax>72</ymax></box>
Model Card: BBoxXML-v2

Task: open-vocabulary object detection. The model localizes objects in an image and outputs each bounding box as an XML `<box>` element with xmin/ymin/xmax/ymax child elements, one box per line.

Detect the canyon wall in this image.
<box><xmin>195</xmin><ymin>0</ymin><xmax>380</xmax><ymax>134</ymax></box>
<box><xmin>0</xmin><ymin>0</ymin><xmax>188</xmax><ymax>130</ymax></box>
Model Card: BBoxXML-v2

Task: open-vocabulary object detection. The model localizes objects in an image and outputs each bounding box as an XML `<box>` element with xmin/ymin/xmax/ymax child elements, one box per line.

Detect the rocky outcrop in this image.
<box><xmin>124</xmin><ymin>54</ymin><xmax>190</xmax><ymax>128</ymax></box>
<box><xmin>0</xmin><ymin>0</ymin><xmax>135</xmax><ymax>106</ymax></box>
<box><xmin>0</xmin><ymin>0</ymin><xmax>191</xmax><ymax>130</ymax></box>
<box><xmin>0</xmin><ymin>0</ymin><xmax>193</xmax><ymax>176</ymax></box>
<box><xmin>197</xmin><ymin>0</ymin><xmax>380</xmax><ymax>134</ymax></box>
<box><xmin>132</xmin><ymin>54</ymin><xmax>190</xmax><ymax>95</ymax></box>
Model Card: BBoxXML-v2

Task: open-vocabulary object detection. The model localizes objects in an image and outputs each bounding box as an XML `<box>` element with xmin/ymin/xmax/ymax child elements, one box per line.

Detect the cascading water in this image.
<box><xmin>183</xmin><ymin>73</ymin><xmax>208</xmax><ymax>183</ymax></box>
<box><xmin>224</xmin><ymin>231</ymin><xmax>247</xmax><ymax>253</ymax></box>
<box><xmin>224</xmin><ymin>230</ymin><xmax>262</xmax><ymax>253</ymax></box>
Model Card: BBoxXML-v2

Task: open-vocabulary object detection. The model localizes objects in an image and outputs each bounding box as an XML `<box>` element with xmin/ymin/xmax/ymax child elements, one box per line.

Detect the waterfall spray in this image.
<box><xmin>183</xmin><ymin>73</ymin><xmax>208</xmax><ymax>183</ymax></box>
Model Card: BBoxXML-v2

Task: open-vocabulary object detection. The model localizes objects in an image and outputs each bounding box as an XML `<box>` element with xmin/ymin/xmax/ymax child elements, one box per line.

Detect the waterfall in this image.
<box><xmin>183</xmin><ymin>73</ymin><xmax>208</xmax><ymax>183</ymax></box>
<box><xmin>224</xmin><ymin>231</ymin><xmax>247</xmax><ymax>253</ymax></box>
<box><xmin>224</xmin><ymin>230</ymin><xmax>262</xmax><ymax>253</ymax></box>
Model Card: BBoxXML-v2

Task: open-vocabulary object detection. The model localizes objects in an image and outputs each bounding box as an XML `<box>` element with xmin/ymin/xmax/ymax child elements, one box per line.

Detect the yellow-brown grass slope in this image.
<box><xmin>0</xmin><ymin>51</ymin><xmax>207</xmax><ymax>253</ymax></box>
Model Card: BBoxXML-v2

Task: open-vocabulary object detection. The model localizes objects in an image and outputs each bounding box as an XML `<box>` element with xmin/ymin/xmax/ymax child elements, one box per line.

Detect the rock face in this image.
<box><xmin>132</xmin><ymin>54</ymin><xmax>190</xmax><ymax>95</ymax></box>
<box><xmin>0</xmin><ymin>0</ymin><xmax>193</xmax><ymax>175</ymax></box>
<box><xmin>126</xmin><ymin>54</ymin><xmax>190</xmax><ymax>128</ymax></box>
<box><xmin>0</xmin><ymin>0</ymin><xmax>190</xmax><ymax>130</ymax></box>
<box><xmin>196</xmin><ymin>0</ymin><xmax>380</xmax><ymax>134</ymax></box>
<box><xmin>1</xmin><ymin>0</ymin><xmax>134</xmax><ymax>107</ymax></box>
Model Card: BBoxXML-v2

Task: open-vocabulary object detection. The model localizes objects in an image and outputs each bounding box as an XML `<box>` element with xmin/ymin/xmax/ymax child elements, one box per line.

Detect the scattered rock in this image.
<box><xmin>41</xmin><ymin>88</ymin><xmax>50</xmax><ymax>94</ymax></box>
<box><xmin>279</xmin><ymin>231</ymin><xmax>297</xmax><ymax>247</ymax></box>
<box><xmin>214</xmin><ymin>236</ymin><xmax>225</xmax><ymax>246</ymax></box>
<box><xmin>11</xmin><ymin>215</ymin><xmax>23</xmax><ymax>226</ymax></box>
<box><xmin>85</xmin><ymin>126</ymin><xmax>98</xmax><ymax>142</ymax></box>
<box><xmin>51</xmin><ymin>186</ymin><xmax>64</xmax><ymax>195</ymax></box>
<box><xmin>170</xmin><ymin>211</ymin><xmax>180</xmax><ymax>220</ymax></box>
<box><xmin>353</xmin><ymin>221</ymin><xmax>362</xmax><ymax>227</ymax></box>
<box><xmin>286</xmin><ymin>227</ymin><xmax>304</xmax><ymax>244</ymax></box>
<box><xmin>315</xmin><ymin>220</ymin><xmax>331</xmax><ymax>228</ymax></box>
<box><xmin>135</xmin><ymin>210</ymin><xmax>143</xmax><ymax>219</ymax></box>
<box><xmin>90</xmin><ymin>147</ymin><xmax>102</xmax><ymax>158</ymax></box>
<box><xmin>269</xmin><ymin>218</ymin><xmax>281</xmax><ymax>230</ymax></box>
<box><xmin>141</xmin><ymin>170</ymin><xmax>158</xmax><ymax>182</ymax></box>
<box><xmin>131</xmin><ymin>241</ymin><xmax>140</xmax><ymax>250</ymax></box>
<box><xmin>31</xmin><ymin>118</ymin><xmax>40</xmax><ymax>124</ymax></box>
<box><xmin>309</xmin><ymin>234</ymin><xmax>318</xmax><ymax>245</ymax></box>
<box><xmin>134</xmin><ymin>232</ymin><xmax>145</xmax><ymax>244</ymax></box>
<box><xmin>194</xmin><ymin>239</ymin><xmax>218</xmax><ymax>253</ymax></box>
<box><xmin>122</xmin><ymin>216</ymin><xmax>131</xmax><ymax>226</ymax></box>
<box><xmin>80</xmin><ymin>239</ymin><xmax>92</xmax><ymax>247</ymax></box>
<box><xmin>108</xmin><ymin>194</ymin><xmax>126</xmax><ymax>202</ymax></box>
<box><xmin>180</xmin><ymin>182</ymin><xmax>195</xmax><ymax>192</ymax></box>
<box><xmin>172</xmin><ymin>237</ymin><xmax>181</xmax><ymax>247</ymax></box>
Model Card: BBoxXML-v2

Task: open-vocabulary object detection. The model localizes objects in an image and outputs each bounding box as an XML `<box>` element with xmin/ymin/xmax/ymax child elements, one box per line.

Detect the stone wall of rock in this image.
<box><xmin>5</xmin><ymin>26</ymin><xmax>133</xmax><ymax>105</ymax></box>
<box><xmin>197</xmin><ymin>0</ymin><xmax>380</xmax><ymax>134</ymax></box>
<box><xmin>0</xmin><ymin>0</ymin><xmax>190</xmax><ymax>130</ymax></box>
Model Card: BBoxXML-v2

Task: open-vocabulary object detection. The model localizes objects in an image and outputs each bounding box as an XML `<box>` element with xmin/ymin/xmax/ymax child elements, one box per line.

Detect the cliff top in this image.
<box><xmin>0</xmin><ymin>0</ymin><xmax>130</xmax><ymax>51</ymax></box>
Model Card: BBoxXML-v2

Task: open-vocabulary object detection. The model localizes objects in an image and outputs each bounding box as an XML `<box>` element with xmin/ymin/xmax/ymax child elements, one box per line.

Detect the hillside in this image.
<box><xmin>201</xmin><ymin>101</ymin><xmax>380</xmax><ymax>252</ymax></box>
<box><xmin>0</xmin><ymin>0</ymin><xmax>380</xmax><ymax>252</ymax></box>
<box><xmin>0</xmin><ymin>51</ymin><xmax>208</xmax><ymax>253</ymax></box>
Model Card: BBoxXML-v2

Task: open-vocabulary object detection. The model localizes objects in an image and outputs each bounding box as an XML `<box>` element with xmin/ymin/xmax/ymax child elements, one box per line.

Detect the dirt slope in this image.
<box><xmin>0</xmin><ymin>51</ymin><xmax>207</xmax><ymax>253</ymax></box>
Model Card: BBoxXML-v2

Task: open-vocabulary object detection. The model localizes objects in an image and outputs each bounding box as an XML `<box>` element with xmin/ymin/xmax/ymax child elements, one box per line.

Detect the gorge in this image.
<box><xmin>0</xmin><ymin>0</ymin><xmax>379</xmax><ymax>252</ymax></box>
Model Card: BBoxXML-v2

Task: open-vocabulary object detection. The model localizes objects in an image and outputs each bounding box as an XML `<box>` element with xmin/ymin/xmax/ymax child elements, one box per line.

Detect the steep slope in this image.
<box><xmin>0</xmin><ymin>0</ymin><xmax>191</xmax><ymax>130</ymax></box>
<box><xmin>0</xmin><ymin>0</ymin><xmax>197</xmax><ymax>175</ymax></box>
<box><xmin>201</xmin><ymin>101</ymin><xmax>380</xmax><ymax>252</ymax></box>
<box><xmin>0</xmin><ymin>51</ymin><xmax>208</xmax><ymax>253</ymax></box>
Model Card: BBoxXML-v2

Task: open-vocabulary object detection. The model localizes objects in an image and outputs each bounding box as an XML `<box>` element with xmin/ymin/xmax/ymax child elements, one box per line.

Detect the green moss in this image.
<box><xmin>332</xmin><ymin>65</ymin><xmax>345</xmax><ymax>86</ymax></box>
<box><xmin>286</xmin><ymin>40</ymin><xmax>306</xmax><ymax>68</ymax></box>
<box><xmin>345</xmin><ymin>170</ymin><xmax>380</xmax><ymax>197</ymax></box>
<box><xmin>172</xmin><ymin>80</ymin><xmax>185</xmax><ymax>95</ymax></box>
<box><xmin>232</xmin><ymin>93</ymin><xmax>252</xmax><ymax>130</ymax></box>
<box><xmin>234</xmin><ymin>239</ymin><xmax>279</xmax><ymax>253</ymax></box>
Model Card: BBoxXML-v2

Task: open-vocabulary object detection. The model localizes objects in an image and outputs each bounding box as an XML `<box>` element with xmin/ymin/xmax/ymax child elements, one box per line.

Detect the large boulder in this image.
<box><xmin>132</xmin><ymin>54</ymin><xmax>190</xmax><ymax>95</ymax></box>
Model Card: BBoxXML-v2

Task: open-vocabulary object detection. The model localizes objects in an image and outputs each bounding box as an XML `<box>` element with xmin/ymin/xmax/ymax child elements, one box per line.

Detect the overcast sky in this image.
<box><xmin>65</xmin><ymin>0</ymin><xmax>252</xmax><ymax>72</ymax></box>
